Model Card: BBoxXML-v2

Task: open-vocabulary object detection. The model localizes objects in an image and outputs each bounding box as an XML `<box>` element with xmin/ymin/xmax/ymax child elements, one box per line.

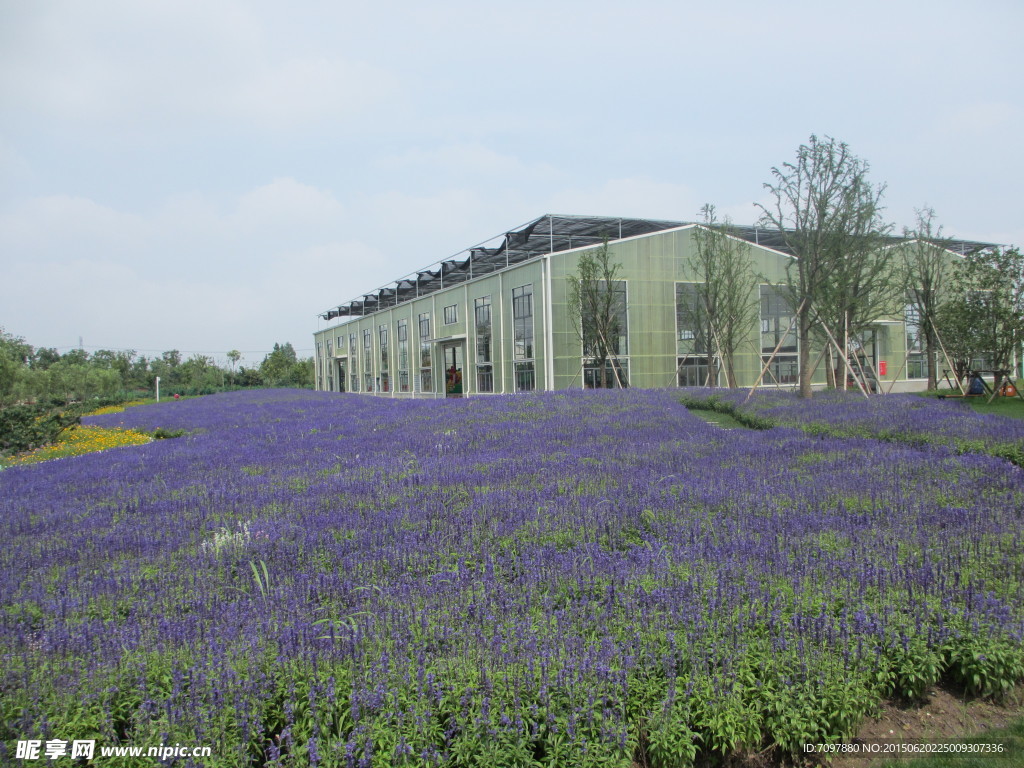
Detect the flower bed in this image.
<box><xmin>2</xmin><ymin>388</ymin><xmax>1022</xmax><ymax>766</ymax></box>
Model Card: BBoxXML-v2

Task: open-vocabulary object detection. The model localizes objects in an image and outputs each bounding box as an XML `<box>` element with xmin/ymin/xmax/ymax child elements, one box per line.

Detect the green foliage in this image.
<box><xmin>938</xmin><ymin>246</ymin><xmax>1024</xmax><ymax>377</ymax></box>
<box><xmin>0</xmin><ymin>327</ymin><xmax>33</xmax><ymax>402</ymax></box>
<box><xmin>943</xmin><ymin>636</ymin><xmax>1024</xmax><ymax>701</ymax></box>
<box><xmin>0</xmin><ymin>327</ymin><xmax>314</xmax><ymax>404</ymax></box>
<box><xmin>677</xmin><ymin>393</ymin><xmax>777</xmax><ymax>431</ymax></box>
<box><xmin>260</xmin><ymin>343</ymin><xmax>315</xmax><ymax>388</ymax></box>
<box><xmin>0</xmin><ymin>403</ymin><xmax>81</xmax><ymax>455</ymax></box>
<box><xmin>877</xmin><ymin>638</ymin><xmax>945</xmax><ymax>703</ymax></box>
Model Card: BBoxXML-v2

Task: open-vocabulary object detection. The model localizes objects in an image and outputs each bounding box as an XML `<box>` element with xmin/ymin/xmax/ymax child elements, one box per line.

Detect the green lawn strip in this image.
<box><xmin>687</xmin><ymin>407</ymin><xmax>756</xmax><ymax>430</ymax></box>
<box><xmin>872</xmin><ymin>716</ymin><xmax>1023</xmax><ymax>768</ymax></box>
<box><xmin>680</xmin><ymin>392</ymin><xmax>1024</xmax><ymax>467</ymax></box>
<box><xmin>961</xmin><ymin>397</ymin><xmax>1024</xmax><ymax>421</ymax></box>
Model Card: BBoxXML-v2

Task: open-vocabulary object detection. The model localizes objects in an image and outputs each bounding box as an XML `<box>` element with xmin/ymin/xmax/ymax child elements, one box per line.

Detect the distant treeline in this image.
<box><xmin>0</xmin><ymin>329</ymin><xmax>313</xmax><ymax>405</ymax></box>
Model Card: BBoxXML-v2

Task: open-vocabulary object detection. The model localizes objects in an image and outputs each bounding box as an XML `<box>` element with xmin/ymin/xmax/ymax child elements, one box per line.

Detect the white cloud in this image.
<box><xmin>0</xmin><ymin>179</ymin><xmax>398</xmax><ymax>353</ymax></box>
<box><xmin>0</xmin><ymin>1</ymin><xmax>398</xmax><ymax>136</ymax></box>
<box><xmin>0</xmin><ymin>195</ymin><xmax>146</xmax><ymax>261</ymax></box>
<box><xmin>2</xmin><ymin>0</ymin><xmax>1022</xmax><ymax>358</ymax></box>
<box><xmin>228</xmin><ymin>178</ymin><xmax>348</xmax><ymax>244</ymax></box>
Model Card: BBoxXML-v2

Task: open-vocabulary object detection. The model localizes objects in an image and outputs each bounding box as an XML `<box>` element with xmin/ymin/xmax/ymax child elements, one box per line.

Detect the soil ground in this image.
<box><xmin>825</xmin><ymin>684</ymin><xmax>1023</xmax><ymax>767</ymax></box>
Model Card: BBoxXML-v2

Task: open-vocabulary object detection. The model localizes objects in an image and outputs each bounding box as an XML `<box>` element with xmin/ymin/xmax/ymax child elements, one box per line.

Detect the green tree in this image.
<box><xmin>757</xmin><ymin>135</ymin><xmax>892</xmax><ymax>397</ymax></box>
<box><xmin>567</xmin><ymin>239</ymin><xmax>627</xmax><ymax>388</ymax></box>
<box><xmin>260</xmin><ymin>343</ymin><xmax>300</xmax><ymax>386</ymax></box>
<box><xmin>32</xmin><ymin>348</ymin><xmax>61</xmax><ymax>370</ymax></box>
<box><xmin>61</xmin><ymin>348</ymin><xmax>90</xmax><ymax>366</ymax></box>
<box><xmin>151</xmin><ymin>350</ymin><xmax>184</xmax><ymax>388</ymax></box>
<box><xmin>938</xmin><ymin>247</ymin><xmax>1024</xmax><ymax>378</ymax></box>
<box><xmin>934</xmin><ymin>300</ymin><xmax>979</xmax><ymax>382</ymax></box>
<box><xmin>0</xmin><ymin>328</ymin><xmax>31</xmax><ymax>403</ymax></box>
<box><xmin>89</xmin><ymin>349</ymin><xmax>135</xmax><ymax>392</ymax></box>
<box><xmin>127</xmin><ymin>355</ymin><xmax>152</xmax><ymax>390</ymax></box>
<box><xmin>689</xmin><ymin>205</ymin><xmax>759</xmax><ymax>388</ymax></box>
<box><xmin>289</xmin><ymin>357</ymin><xmax>315</xmax><ymax>389</ymax></box>
<box><xmin>235</xmin><ymin>366</ymin><xmax>264</xmax><ymax>387</ymax></box>
<box><xmin>179</xmin><ymin>354</ymin><xmax>221</xmax><ymax>390</ymax></box>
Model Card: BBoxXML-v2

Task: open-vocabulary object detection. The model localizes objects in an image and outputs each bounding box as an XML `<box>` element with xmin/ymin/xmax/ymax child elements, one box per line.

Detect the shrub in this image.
<box><xmin>0</xmin><ymin>403</ymin><xmax>80</xmax><ymax>455</ymax></box>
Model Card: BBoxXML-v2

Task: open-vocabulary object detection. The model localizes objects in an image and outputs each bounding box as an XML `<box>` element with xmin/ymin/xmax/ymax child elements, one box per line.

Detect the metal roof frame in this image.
<box><xmin>319</xmin><ymin>213</ymin><xmax>999</xmax><ymax>321</ymax></box>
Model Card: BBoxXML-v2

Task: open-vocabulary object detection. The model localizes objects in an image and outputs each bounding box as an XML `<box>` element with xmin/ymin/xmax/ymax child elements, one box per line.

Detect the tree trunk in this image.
<box><xmin>798</xmin><ymin>310</ymin><xmax>813</xmax><ymax>398</ymax></box>
<box><xmin>925</xmin><ymin>331</ymin><xmax>938</xmax><ymax>391</ymax></box>
<box><xmin>725</xmin><ymin>357</ymin><xmax>737</xmax><ymax>389</ymax></box>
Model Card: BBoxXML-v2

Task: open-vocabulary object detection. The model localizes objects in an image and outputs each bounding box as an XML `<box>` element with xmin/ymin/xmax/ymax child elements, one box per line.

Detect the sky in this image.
<box><xmin>2</xmin><ymin>0</ymin><xmax>1021</xmax><ymax>366</ymax></box>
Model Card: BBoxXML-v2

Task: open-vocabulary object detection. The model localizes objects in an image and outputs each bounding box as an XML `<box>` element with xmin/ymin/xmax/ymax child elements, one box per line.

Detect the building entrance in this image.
<box><xmin>442</xmin><ymin>342</ymin><xmax>464</xmax><ymax>397</ymax></box>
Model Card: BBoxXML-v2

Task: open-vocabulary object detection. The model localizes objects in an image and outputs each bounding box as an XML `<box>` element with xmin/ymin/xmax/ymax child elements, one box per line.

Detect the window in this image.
<box><xmin>513</xmin><ymin>285</ymin><xmax>534</xmax><ymax>391</ymax></box>
<box><xmin>443</xmin><ymin>304</ymin><xmax>459</xmax><ymax>325</ymax></box>
<box><xmin>582</xmin><ymin>280</ymin><xmax>628</xmax><ymax>388</ymax></box>
<box><xmin>363</xmin><ymin>329</ymin><xmax>373</xmax><ymax>392</ymax></box>
<box><xmin>316</xmin><ymin>342</ymin><xmax>323</xmax><ymax>389</ymax></box>
<box><xmin>513</xmin><ymin>285</ymin><xmax>533</xmax><ymax>361</ymax></box>
<box><xmin>397</xmin><ymin>319</ymin><xmax>410</xmax><ymax>392</ymax></box>
<box><xmin>584</xmin><ymin>360</ymin><xmax>628</xmax><ymax>389</ymax></box>
<box><xmin>349</xmin><ymin>333</ymin><xmax>359</xmax><ymax>392</ymax></box>
<box><xmin>378</xmin><ymin>324</ymin><xmax>390</xmax><ymax>392</ymax></box>
<box><xmin>676</xmin><ymin>282</ymin><xmax>716</xmax><ymax>386</ymax></box>
<box><xmin>474</xmin><ymin>296</ymin><xmax>493</xmax><ymax>392</ymax></box>
<box><xmin>760</xmin><ymin>285</ymin><xmax>798</xmax><ymax>384</ymax></box>
<box><xmin>323</xmin><ymin>342</ymin><xmax>332</xmax><ymax>391</ymax></box>
<box><xmin>514</xmin><ymin>362</ymin><xmax>535</xmax><ymax>392</ymax></box>
<box><xmin>418</xmin><ymin>312</ymin><xmax>432</xmax><ymax>392</ymax></box>
<box><xmin>905</xmin><ymin>299</ymin><xmax>927</xmax><ymax>380</ymax></box>
<box><xmin>677</xmin><ymin>359</ymin><xmax>714</xmax><ymax>387</ymax></box>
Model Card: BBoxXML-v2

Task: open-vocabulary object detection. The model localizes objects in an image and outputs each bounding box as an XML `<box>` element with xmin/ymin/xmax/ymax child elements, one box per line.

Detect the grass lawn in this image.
<box><xmin>684</xmin><ymin>406</ymin><xmax>754</xmax><ymax>430</ymax></box>
<box><xmin>960</xmin><ymin>396</ymin><xmax>1024</xmax><ymax>420</ymax></box>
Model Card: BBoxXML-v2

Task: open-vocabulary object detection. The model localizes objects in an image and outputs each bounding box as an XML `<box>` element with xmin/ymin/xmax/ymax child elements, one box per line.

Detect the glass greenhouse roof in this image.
<box><xmin>319</xmin><ymin>213</ymin><xmax>997</xmax><ymax>321</ymax></box>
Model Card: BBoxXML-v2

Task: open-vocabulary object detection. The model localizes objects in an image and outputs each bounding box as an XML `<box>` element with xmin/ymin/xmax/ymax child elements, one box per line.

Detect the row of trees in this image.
<box><xmin>0</xmin><ymin>333</ymin><xmax>314</xmax><ymax>405</ymax></box>
<box><xmin>572</xmin><ymin>135</ymin><xmax>1021</xmax><ymax>398</ymax></box>
<box><xmin>759</xmin><ymin>135</ymin><xmax>1022</xmax><ymax>397</ymax></box>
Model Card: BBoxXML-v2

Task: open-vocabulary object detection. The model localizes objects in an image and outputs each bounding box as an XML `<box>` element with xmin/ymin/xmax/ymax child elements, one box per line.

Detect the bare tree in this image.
<box><xmin>901</xmin><ymin>208</ymin><xmax>955</xmax><ymax>390</ymax></box>
<box><xmin>567</xmin><ymin>239</ymin><xmax>627</xmax><ymax>388</ymax></box>
<box><xmin>688</xmin><ymin>205</ymin><xmax>758</xmax><ymax>388</ymax></box>
<box><xmin>757</xmin><ymin>135</ymin><xmax>892</xmax><ymax>397</ymax></box>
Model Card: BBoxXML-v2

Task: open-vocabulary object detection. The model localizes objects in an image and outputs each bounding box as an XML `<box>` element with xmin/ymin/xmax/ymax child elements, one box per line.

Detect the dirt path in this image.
<box><xmin>827</xmin><ymin>685</ymin><xmax>1023</xmax><ymax>767</ymax></box>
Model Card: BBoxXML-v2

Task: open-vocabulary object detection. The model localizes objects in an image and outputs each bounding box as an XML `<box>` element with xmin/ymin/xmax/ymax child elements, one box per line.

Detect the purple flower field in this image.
<box><xmin>2</xmin><ymin>388</ymin><xmax>1023</xmax><ymax>767</ymax></box>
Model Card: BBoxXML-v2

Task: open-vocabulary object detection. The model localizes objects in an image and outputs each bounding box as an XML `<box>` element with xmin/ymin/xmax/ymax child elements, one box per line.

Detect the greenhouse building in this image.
<box><xmin>313</xmin><ymin>214</ymin><xmax>988</xmax><ymax>397</ymax></box>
